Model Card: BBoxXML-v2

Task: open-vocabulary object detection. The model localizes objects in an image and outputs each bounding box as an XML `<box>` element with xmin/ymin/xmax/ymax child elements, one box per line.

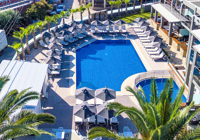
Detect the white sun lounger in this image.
<box><xmin>151</xmin><ymin>52</ymin><xmax>165</xmax><ymax>60</ymax></box>
<box><xmin>102</xmin><ymin>26</ymin><xmax>107</xmax><ymax>33</ymax></box>
<box><xmin>69</xmin><ymin>34</ymin><xmax>78</xmax><ymax>41</ymax></box>
<box><xmin>134</xmin><ymin>26</ymin><xmax>148</xmax><ymax>33</ymax></box>
<box><xmin>91</xmin><ymin>26</ymin><xmax>96</xmax><ymax>33</ymax></box>
<box><xmin>45</xmin><ymin>37</ymin><xmax>51</xmax><ymax>45</ymax></box>
<box><xmin>115</xmin><ymin>26</ymin><xmax>120</xmax><ymax>32</ymax></box>
<box><xmin>148</xmin><ymin>48</ymin><xmax>162</xmax><ymax>55</ymax></box>
<box><xmin>133</xmin><ymin>21</ymin><xmax>144</xmax><ymax>28</ymax></box>
<box><xmin>97</xmin><ymin>26</ymin><xmax>102</xmax><ymax>33</ymax></box>
<box><xmin>78</xmin><ymin>30</ymin><xmax>86</xmax><ymax>37</ymax></box>
<box><xmin>146</xmin><ymin>47</ymin><xmax>160</xmax><ymax>52</ymax></box>
<box><xmin>82</xmin><ymin>28</ymin><xmax>91</xmax><ymax>35</ymax></box>
<box><xmin>121</xmin><ymin>25</ymin><xmax>126</xmax><ymax>32</ymax></box>
<box><xmin>60</xmin><ymin>40</ymin><xmax>69</xmax><ymax>46</ymax></box>
<box><xmin>64</xmin><ymin>35</ymin><xmax>74</xmax><ymax>43</ymax></box>
<box><xmin>47</xmin><ymin>68</ymin><xmax>60</xmax><ymax>75</ymax></box>
<box><xmin>140</xmin><ymin>36</ymin><xmax>155</xmax><ymax>43</ymax></box>
<box><xmin>74</xmin><ymin>31</ymin><xmax>83</xmax><ymax>39</ymax></box>
<box><xmin>143</xmin><ymin>42</ymin><xmax>160</xmax><ymax>48</ymax></box>
<box><xmin>39</xmin><ymin>40</ymin><xmax>50</xmax><ymax>49</ymax></box>
<box><xmin>109</xmin><ymin>26</ymin><xmax>114</xmax><ymax>33</ymax></box>
<box><xmin>137</xmin><ymin>31</ymin><xmax>151</xmax><ymax>37</ymax></box>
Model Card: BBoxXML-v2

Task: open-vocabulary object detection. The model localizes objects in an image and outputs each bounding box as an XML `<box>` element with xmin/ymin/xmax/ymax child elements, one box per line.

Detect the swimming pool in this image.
<box><xmin>76</xmin><ymin>40</ymin><xmax>147</xmax><ymax>91</ymax></box>
<box><xmin>136</xmin><ymin>78</ymin><xmax>187</xmax><ymax>103</ymax></box>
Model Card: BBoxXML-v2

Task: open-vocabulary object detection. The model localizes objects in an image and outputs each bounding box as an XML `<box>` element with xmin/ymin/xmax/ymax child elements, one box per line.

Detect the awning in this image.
<box><xmin>193</xmin><ymin>44</ymin><xmax>200</xmax><ymax>54</ymax></box>
<box><xmin>191</xmin><ymin>29</ymin><xmax>200</xmax><ymax>41</ymax></box>
<box><xmin>152</xmin><ymin>4</ymin><xmax>188</xmax><ymax>23</ymax></box>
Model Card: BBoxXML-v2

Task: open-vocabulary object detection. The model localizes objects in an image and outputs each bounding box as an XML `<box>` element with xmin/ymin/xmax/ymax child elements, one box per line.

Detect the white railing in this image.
<box><xmin>134</xmin><ymin>70</ymin><xmax>173</xmax><ymax>90</ymax></box>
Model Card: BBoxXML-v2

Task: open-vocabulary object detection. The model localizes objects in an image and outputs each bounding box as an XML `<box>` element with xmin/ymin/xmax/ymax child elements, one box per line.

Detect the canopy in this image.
<box><xmin>68</xmin><ymin>21</ymin><xmax>80</xmax><ymax>27</ymax></box>
<box><xmin>73</xmin><ymin>102</ymin><xmax>96</xmax><ymax>119</ymax></box>
<box><xmin>43</xmin><ymin>31</ymin><xmax>53</xmax><ymax>38</ymax></box>
<box><xmin>96</xmin><ymin>102</ymin><xmax>114</xmax><ymax>119</ymax></box>
<box><xmin>75</xmin><ymin>87</ymin><xmax>95</xmax><ymax>101</ymax></box>
<box><xmin>46</xmin><ymin>49</ymin><xmax>61</xmax><ymax>57</ymax></box>
<box><xmin>91</xmin><ymin>20</ymin><xmax>103</xmax><ymax>26</ymax></box>
<box><xmin>101</xmin><ymin>19</ymin><xmax>115</xmax><ymax>26</ymax></box>
<box><xmin>95</xmin><ymin>87</ymin><xmax>116</xmax><ymax>101</ymax></box>
<box><xmin>77</xmin><ymin>23</ymin><xmax>90</xmax><ymax>28</ymax></box>
<box><xmin>114</xmin><ymin>19</ymin><xmax>126</xmax><ymax>25</ymax></box>
<box><xmin>134</xmin><ymin>17</ymin><xmax>146</xmax><ymax>23</ymax></box>
<box><xmin>49</xmin><ymin>36</ymin><xmax>64</xmax><ymax>43</ymax></box>
<box><xmin>46</xmin><ymin>56</ymin><xmax>61</xmax><ymax>64</ymax></box>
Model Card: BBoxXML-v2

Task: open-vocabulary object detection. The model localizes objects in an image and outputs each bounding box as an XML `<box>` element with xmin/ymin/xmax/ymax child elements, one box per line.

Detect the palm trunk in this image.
<box><xmin>88</xmin><ymin>10</ymin><xmax>90</xmax><ymax>24</ymax></box>
<box><xmin>126</xmin><ymin>4</ymin><xmax>127</xmax><ymax>14</ymax></box>
<box><xmin>33</xmin><ymin>32</ymin><xmax>37</xmax><ymax>49</ymax></box>
<box><xmin>17</xmin><ymin>53</ymin><xmax>20</xmax><ymax>60</ymax></box>
<box><xmin>56</xmin><ymin>23</ymin><xmax>58</xmax><ymax>28</ymax></box>
<box><xmin>81</xmin><ymin>13</ymin><xmax>83</xmax><ymax>21</ymax></box>
<box><xmin>118</xmin><ymin>6</ymin><xmax>120</xmax><ymax>16</ymax></box>
<box><xmin>141</xmin><ymin>0</ymin><xmax>143</xmax><ymax>10</ymax></box>
<box><xmin>133</xmin><ymin>0</ymin><xmax>135</xmax><ymax>13</ymax></box>
<box><xmin>48</xmin><ymin>24</ymin><xmax>50</xmax><ymax>32</ymax></box>
<box><xmin>72</xmin><ymin>14</ymin><xmax>74</xmax><ymax>21</ymax></box>
<box><xmin>63</xmin><ymin>17</ymin><xmax>65</xmax><ymax>24</ymax></box>
<box><xmin>40</xmin><ymin>28</ymin><xmax>43</xmax><ymax>40</ymax></box>
<box><xmin>26</xmin><ymin>35</ymin><xmax>31</xmax><ymax>55</ymax></box>
<box><xmin>111</xmin><ymin>5</ymin><xmax>113</xmax><ymax>18</ymax></box>
<box><xmin>21</xmin><ymin>40</ymin><xmax>26</xmax><ymax>60</ymax></box>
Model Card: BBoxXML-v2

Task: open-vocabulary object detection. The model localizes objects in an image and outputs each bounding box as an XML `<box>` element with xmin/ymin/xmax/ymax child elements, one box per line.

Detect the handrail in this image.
<box><xmin>134</xmin><ymin>70</ymin><xmax>174</xmax><ymax>91</ymax></box>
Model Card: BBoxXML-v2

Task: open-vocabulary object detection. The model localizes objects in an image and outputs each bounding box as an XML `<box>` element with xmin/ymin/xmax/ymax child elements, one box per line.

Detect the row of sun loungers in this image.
<box><xmin>91</xmin><ymin>25</ymin><xmax>127</xmax><ymax>33</ymax></box>
<box><xmin>133</xmin><ymin>19</ymin><xmax>166</xmax><ymax>60</ymax></box>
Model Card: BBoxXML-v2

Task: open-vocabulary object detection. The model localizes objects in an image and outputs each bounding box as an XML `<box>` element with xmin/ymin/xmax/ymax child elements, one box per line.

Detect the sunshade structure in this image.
<box><xmin>49</xmin><ymin>43</ymin><xmax>63</xmax><ymax>50</ymax></box>
<box><xmin>96</xmin><ymin>102</ymin><xmax>114</xmax><ymax>119</ymax></box>
<box><xmin>46</xmin><ymin>56</ymin><xmax>61</xmax><ymax>64</ymax></box>
<box><xmin>91</xmin><ymin>20</ymin><xmax>103</xmax><ymax>26</ymax></box>
<box><xmin>51</xmin><ymin>27</ymin><xmax>62</xmax><ymax>33</ymax></box>
<box><xmin>43</xmin><ymin>31</ymin><xmax>53</xmax><ymax>38</ymax></box>
<box><xmin>77</xmin><ymin>23</ymin><xmax>90</xmax><ymax>29</ymax></box>
<box><xmin>96</xmin><ymin>88</ymin><xmax>116</xmax><ymax>101</ymax></box>
<box><xmin>75</xmin><ymin>87</ymin><xmax>95</xmax><ymax>101</ymax></box>
<box><xmin>59</xmin><ymin>30</ymin><xmax>71</xmax><ymax>36</ymax></box>
<box><xmin>134</xmin><ymin>17</ymin><xmax>146</xmax><ymax>23</ymax></box>
<box><xmin>62</xmin><ymin>24</ymin><xmax>71</xmax><ymax>29</ymax></box>
<box><xmin>49</xmin><ymin>36</ymin><xmax>64</xmax><ymax>43</ymax></box>
<box><xmin>114</xmin><ymin>19</ymin><xmax>126</xmax><ymax>25</ymax></box>
<box><xmin>46</xmin><ymin>49</ymin><xmax>62</xmax><ymax>57</ymax></box>
<box><xmin>73</xmin><ymin>102</ymin><xmax>96</xmax><ymax>119</ymax></box>
<box><xmin>68</xmin><ymin>26</ymin><xmax>81</xmax><ymax>32</ymax></box>
<box><xmin>138</xmin><ymin>21</ymin><xmax>149</xmax><ymax>27</ymax></box>
<box><xmin>101</xmin><ymin>19</ymin><xmax>115</xmax><ymax>26</ymax></box>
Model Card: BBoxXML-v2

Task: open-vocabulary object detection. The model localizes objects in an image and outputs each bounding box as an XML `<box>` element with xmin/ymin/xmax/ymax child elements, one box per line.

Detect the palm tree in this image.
<box><xmin>79</xmin><ymin>5</ymin><xmax>86</xmax><ymax>22</ymax></box>
<box><xmin>88</xmin><ymin>78</ymin><xmax>200</xmax><ymax>140</ymax></box>
<box><xmin>133</xmin><ymin>0</ymin><xmax>135</xmax><ymax>13</ymax></box>
<box><xmin>37</xmin><ymin>20</ymin><xmax>47</xmax><ymax>40</ymax></box>
<box><xmin>20</xmin><ymin>26</ymin><xmax>31</xmax><ymax>55</ymax></box>
<box><xmin>108</xmin><ymin>1</ymin><xmax>116</xmax><ymax>19</ymax></box>
<box><xmin>8</xmin><ymin>42</ymin><xmax>23</xmax><ymax>60</ymax></box>
<box><xmin>140</xmin><ymin>0</ymin><xmax>143</xmax><ymax>10</ymax></box>
<box><xmin>29</xmin><ymin>23</ymin><xmax>39</xmax><ymax>49</ymax></box>
<box><xmin>124</xmin><ymin>0</ymin><xmax>131</xmax><ymax>14</ymax></box>
<box><xmin>45</xmin><ymin>16</ymin><xmax>53</xmax><ymax>32</ymax></box>
<box><xmin>85</xmin><ymin>2</ymin><xmax>92</xmax><ymax>24</ymax></box>
<box><xmin>60</xmin><ymin>11</ymin><xmax>69</xmax><ymax>25</ymax></box>
<box><xmin>13</xmin><ymin>30</ymin><xmax>25</xmax><ymax>60</ymax></box>
<box><xmin>69</xmin><ymin>8</ymin><xmax>78</xmax><ymax>21</ymax></box>
<box><xmin>115</xmin><ymin>0</ymin><xmax>123</xmax><ymax>16</ymax></box>
<box><xmin>0</xmin><ymin>76</ymin><xmax>56</xmax><ymax>139</ymax></box>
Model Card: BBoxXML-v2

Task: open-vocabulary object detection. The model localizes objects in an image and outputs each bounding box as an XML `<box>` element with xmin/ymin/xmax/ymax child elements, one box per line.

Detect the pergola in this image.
<box><xmin>150</xmin><ymin>3</ymin><xmax>188</xmax><ymax>37</ymax></box>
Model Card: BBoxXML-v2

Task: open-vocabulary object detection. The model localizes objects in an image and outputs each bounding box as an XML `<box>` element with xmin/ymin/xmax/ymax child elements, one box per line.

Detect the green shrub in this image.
<box><xmin>140</xmin><ymin>7</ymin><xmax>145</xmax><ymax>14</ymax></box>
<box><xmin>0</xmin><ymin>9</ymin><xmax>21</xmax><ymax>30</ymax></box>
<box><xmin>26</xmin><ymin>0</ymin><xmax>52</xmax><ymax>20</ymax></box>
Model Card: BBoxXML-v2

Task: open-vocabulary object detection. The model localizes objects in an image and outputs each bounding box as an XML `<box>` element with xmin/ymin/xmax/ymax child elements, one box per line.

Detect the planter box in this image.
<box><xmin>180</xmin><ymin>45</ymin><xmax>187</xmax><ymax>57</ymax></box>
<box><xmin>159</xmin><ymin>28</ymin><xmax>172</xmax><ymax>45</ymax></box>
<box><xmin>150</xmin><ymin>18</ymin><xmax>160</xmax><ymax>30</ymax></box>
<box><xmin>171</xmin><ymin>37</ymin><xmax>186</xmax><ymax>51</ymax></box>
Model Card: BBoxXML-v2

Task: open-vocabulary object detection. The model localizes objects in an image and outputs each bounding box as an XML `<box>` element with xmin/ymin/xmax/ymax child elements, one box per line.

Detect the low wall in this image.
<box><xmin>158</xmin><ymin>28</ymin><xmax>172</xmax><ymax>45</ymax></box>
<box><xmin>171</xmin><ymin>37</ymin><xmax>186</xmax><ymax>51</ymax></box>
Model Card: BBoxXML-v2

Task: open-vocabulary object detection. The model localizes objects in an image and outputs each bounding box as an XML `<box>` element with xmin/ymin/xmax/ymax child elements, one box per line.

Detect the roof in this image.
<box><xmin>0</xmin><ymin>60</ymin><xmax>48</xmax><ymax>106</ymax></box>
<box><xmin>191</xmin><ymin>29</ymin><xmax>200</xmax><ymax>41</ymax></box>
<box><xmin>193</xmin><ymin>44</ymin><xmax>200</xmax><ymax>54</ymax></box>
<box><xmin>152</xmin><ymin>4</ymin><xmax>188</xmax><ymax>23</ymax></box>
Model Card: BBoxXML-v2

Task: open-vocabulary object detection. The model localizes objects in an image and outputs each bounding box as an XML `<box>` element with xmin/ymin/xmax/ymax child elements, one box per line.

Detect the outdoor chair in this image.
<box><xmin>109</xmin><ymin>26</ymin><xmax>114</xmax><ymax>33</ymax></box>
<box><xmin>78</xmin><ymin>30</ymin><xmax>86</xmax><ymax>37</ymax></box>
<box><xmin>48</xmin><ymin>64</ymin><xmax>61</xmax><ymax>70</ymax></box>
<box><xmin>110</xmin><ymin>116</ymin><xmax>119</xmax><ymax>131</ymax></box>
<box><xmin>82</xmin><ymin>28</ymin><xmax>91</xmax><ymax>35</ymax></box>
<box><xmin>69</xmin><ymin>34</ymin><xmax>78</xmax><ymax>41</ymax></box>
<box><xmin>91</xmin><ymin>26</ymin><xmax>96</xmax><ymax>33</ymax></box>
<box><xmin>146</xmin><ymin>46</ymin><xmax>160</xmax><ymax>52</ymax></box>
<box><xmin>115</xmin><ymin>26</ymin><xmax>120</xmax><ymax>33</ymax></box>
<box><xmin>47</xmin><ymin>68</ymin><xmax>60</xmax><ymax>75</ymax></box>
<box><xmin>97</xmin><ymin>26</ymin><xmax>102</xmax><ymax>33</ymax></box>
<box><xmin>60</xmin><ymin>40</ymin><xmax>69</xmax><ymax>46</ymax></box>
<box><xmin>148</xmin><ymin>48</ymin><xmax>163</xmax><ymax>55</ymax></box>
<box><xmin>45</xmin><ymin>37</ymin><xmax>51</xmax><ymax>45</ymax></box>
<box><xmin>102</xmin><ymin>26</ymin><xmax>107</xmax><ymax>33</ymax></box>
<box><xmin>74</xmin><ymin>31</ymin><xmax>83</xmax><ymax>39</ymax></box>
<box><xmin>136</xmin><ymin>31</ymin><xmax>151</xmax><ymax>37</ymax></box>
<box><xmin>64</xmin><ymin>35</ymin><xmax>74</xmax><ymax>43</ymax></box>
<box><xmin>39</xmin><ymin>40</ymin><xmax>50</xmax><ymax>49</ymax></box>
<box><xmin>150</xmin><ymin>52</ymin><xmax>165</xmax><ymax>60</ymax></box>
<box><xmin>121</xmin><ymin>25</ymin><xmax>126</xmax><ymax>33</ymax></box>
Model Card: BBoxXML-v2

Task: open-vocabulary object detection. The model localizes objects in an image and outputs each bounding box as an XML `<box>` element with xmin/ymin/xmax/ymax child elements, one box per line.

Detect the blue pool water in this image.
<box><xmin>76</xmin><ymin>40</ymin><xmax>147</xmax><ymax>90</ymax></box>
<box><xmin>136</xmin><ymin>78</ymin><xmax>187</xmax><ymax>103</ymax></box>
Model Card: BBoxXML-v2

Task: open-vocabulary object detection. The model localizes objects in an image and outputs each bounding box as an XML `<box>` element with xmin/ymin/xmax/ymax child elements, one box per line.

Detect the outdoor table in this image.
<box><xmin>124</xmin><ymin>132</ymin><xmax>134</xmax><ymax>138</ymax></box>
<box><xmin>56</xmin><ymin>131</ymin><xmax>65</xmax><ymax>139</ymax></box>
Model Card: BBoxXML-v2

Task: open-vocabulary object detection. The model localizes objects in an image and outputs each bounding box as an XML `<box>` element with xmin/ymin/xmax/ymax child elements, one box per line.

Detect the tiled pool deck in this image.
<box><xmin>26</xmin><ymin>23</ymin><xmax>183</xmax><ymax>139</ymax></box>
